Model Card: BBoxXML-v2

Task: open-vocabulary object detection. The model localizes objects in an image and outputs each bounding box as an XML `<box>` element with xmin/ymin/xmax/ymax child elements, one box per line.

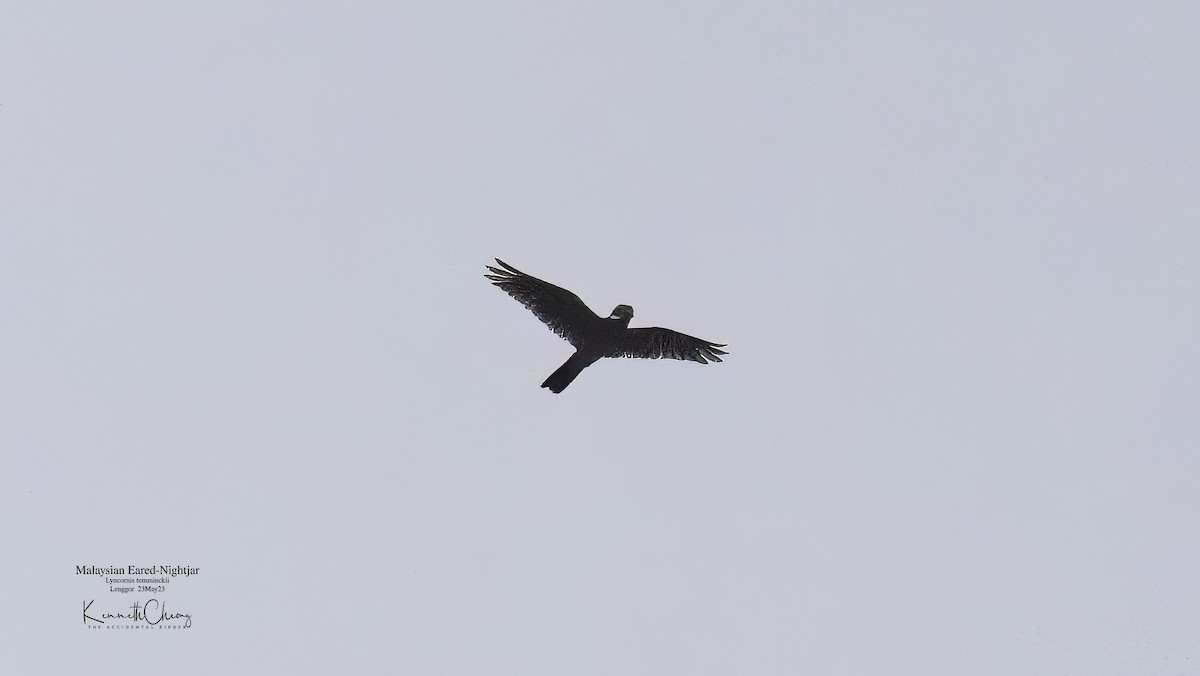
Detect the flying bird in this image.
<box><xmin>485</xmin><ymin>259</ymin><xmax>727</xmax><ymax>393</ymax></box>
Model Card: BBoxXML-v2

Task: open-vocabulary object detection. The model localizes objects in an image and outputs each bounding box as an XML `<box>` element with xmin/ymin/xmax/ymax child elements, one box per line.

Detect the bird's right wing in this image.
<box><xmin>610</xmin><ymin>327</ymin><xmax>728</xmax><ymax>364</ymax></box>
<box><xmin>485</xmin><ymin>259</ymin><xmax>600</xmax><ymax>348</ymax></box>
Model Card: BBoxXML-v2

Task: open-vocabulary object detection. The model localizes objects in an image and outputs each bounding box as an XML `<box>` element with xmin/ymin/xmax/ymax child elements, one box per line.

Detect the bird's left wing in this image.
<box><xmin>485</xmin><ymin>259</ymin><xmax>600</xmax><ymax>348</ymax></box>
<box><xmin>609</xmin><ymin>327</ymin><xmax>728</xmax><ymax>364</ymax></box>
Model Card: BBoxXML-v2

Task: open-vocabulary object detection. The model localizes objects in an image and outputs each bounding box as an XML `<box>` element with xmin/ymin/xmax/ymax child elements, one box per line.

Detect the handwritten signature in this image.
<box><xmin>83</xmin><ymin>599</ymin><xmax>192</xmax><ymax>628</ymax></box>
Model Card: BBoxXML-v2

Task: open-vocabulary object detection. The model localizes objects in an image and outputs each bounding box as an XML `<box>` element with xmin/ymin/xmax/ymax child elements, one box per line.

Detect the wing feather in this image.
<box><xmin>485</xmin><ymin>259</ymin><xmax>600</xmax><ymax>348</ymax></box>
<box><xmin>610</xmin><ymin>327</ymin><xmax>728</xmax><ymax>364</ymax></box>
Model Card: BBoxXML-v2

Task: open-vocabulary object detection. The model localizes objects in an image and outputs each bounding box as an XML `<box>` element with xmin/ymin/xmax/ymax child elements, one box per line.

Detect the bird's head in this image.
<box><xmin>607</xmin><ymin>304</ymin><xmax>634</xmax><ymax>327</ymax></box>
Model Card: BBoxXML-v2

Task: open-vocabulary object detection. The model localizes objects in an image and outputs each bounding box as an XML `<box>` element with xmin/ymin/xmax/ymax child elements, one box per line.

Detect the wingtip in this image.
<box><xmin>493</xmin><ymin>258</ymin><xmax>522</xmax><ymax>274</ymax></box>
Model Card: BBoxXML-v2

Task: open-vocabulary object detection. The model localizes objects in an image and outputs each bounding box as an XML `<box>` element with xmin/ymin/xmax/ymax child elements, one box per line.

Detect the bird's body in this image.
<box><xmin>485</xmin><ymin>259</ymin><xmax>727</xmax><ymax>393</ymax></box>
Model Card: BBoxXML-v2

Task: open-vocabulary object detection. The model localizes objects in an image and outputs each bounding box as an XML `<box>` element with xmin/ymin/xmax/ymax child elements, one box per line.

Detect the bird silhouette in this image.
<box><xmin>485</xmin><ymin>259</ymin><xmax>727</xmax><ymax>393</ymax></box>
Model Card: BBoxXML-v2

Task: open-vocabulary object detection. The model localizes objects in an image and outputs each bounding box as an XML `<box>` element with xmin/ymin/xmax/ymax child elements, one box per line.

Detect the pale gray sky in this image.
<box><xmin>2</xmin><ymin>2</ymin><xmax>1198</xmax><ymax>674</ymax></box>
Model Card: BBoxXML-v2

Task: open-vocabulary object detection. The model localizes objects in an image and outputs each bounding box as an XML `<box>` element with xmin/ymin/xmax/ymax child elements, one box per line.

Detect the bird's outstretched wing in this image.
<box><xmin>486</xmin><ymin>259</ymin><xmax>600</xmax><ymax>348</ymax></box>
<box><xmin>609</xmin><ymin>327</ymin><xmax>728</xmax><ymax>364</ymax></box>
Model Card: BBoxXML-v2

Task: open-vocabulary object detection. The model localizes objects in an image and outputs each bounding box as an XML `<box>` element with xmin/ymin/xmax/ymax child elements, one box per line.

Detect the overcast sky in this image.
<box><xmin>2</xmin><ymin>2</ymin><xmax>1198</xmax><ymax>674</ymax></box>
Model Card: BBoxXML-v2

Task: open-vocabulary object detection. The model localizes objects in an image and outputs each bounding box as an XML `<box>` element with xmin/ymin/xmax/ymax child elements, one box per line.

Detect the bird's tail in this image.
<box><xmin>541</xmin><ymin>352</ymin><xmax>596</xmax><ymax>394</ymax></box>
